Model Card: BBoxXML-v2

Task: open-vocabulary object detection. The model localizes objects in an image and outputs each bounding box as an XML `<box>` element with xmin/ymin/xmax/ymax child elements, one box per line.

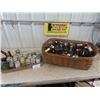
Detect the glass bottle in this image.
<box><xmin>1</xmin><ymin>50</ymin><xmax>7</xmax><ymax>62</ymax></box>
<box><xmin>82</xmin><ymin>43</ymin><xmax>90</xmax><ymax>57</ymax></box>
<box><xmin>15</xmin><ymin>60</ymin><xmax>20</xmax><ymax>68</ymax></box>
<box><xmin>20</xmin><ymin>54</ymin><xmax>26</xmax><ymax>66</ymax></box>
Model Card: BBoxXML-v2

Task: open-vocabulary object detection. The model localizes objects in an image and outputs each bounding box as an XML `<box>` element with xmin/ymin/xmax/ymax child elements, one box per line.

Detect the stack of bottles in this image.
<box><xmin>1</xmin><ymin>49</ymin><xmax>42</xmax><ymax>70</ymax></box>
<box><xmin>44</xmin><ymin>40</ymin><xmax>95</xmax><ymax>58</ymax></box>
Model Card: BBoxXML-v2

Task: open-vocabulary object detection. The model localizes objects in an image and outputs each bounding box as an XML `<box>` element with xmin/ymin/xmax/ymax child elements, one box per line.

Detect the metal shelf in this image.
<box><xmin>1</xmin><ymin>20</ymin><xmax>100</xmax><ymax>26</ymax></box>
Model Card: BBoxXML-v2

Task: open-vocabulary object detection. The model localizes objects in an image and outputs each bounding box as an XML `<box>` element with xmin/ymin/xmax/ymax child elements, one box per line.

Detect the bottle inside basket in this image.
<box><xmin>45</xmin><ymin>44</ymin><xmax>56</xmax><ymax>53</ymax></box>
<box><xmin>71</xmin><ymin>43</ymin><xmax>78</xmax><ymax>58</ymax></box>
<box><xmin>82</xmin><ymin>43</ymin><xmax>95</xmax><ymax>57</ymax></box>
<box><xmin>87</xmin><ymin>44</ymin><xmax>95</xmax><ymax>56</ymax></box>
<box><xmin>63</xmin><ymin>42</ymin><xmax>70</xmax><ymax>55</ymax></box>
<box><xmin>54</xmin><ymin>41</ymin><xmax>64</xmax><ymax>54</ymax></box>
<box><xmin>70</xmin><ymin>43</ymin><xmax>76</xmax><ymax>56</ymax></box>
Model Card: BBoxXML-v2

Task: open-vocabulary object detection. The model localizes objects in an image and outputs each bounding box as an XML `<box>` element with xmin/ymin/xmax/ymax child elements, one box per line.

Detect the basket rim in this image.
<box><xmin>45</xmin><ymin>38</ymin><xmax>95</xmax><ymax>44</ymax></box>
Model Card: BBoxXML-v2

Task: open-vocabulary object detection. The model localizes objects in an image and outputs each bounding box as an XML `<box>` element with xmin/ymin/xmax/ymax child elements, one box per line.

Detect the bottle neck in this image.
<box><xmin>1</xmin><ymin>50</ymin><xmax>8</xmax><ymax>57</ymax></box>
<box><xmin>8</xmin><ymin>51</ymin><xmax>13</xmax><ymax>57</ymax></box>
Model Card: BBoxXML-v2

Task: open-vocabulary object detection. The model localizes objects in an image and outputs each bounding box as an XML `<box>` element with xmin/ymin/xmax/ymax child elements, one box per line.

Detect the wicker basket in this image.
<box><xmin>42</xmin><ymin>38</ymin><xmax>97</xmax><ymax>70</ymax></box>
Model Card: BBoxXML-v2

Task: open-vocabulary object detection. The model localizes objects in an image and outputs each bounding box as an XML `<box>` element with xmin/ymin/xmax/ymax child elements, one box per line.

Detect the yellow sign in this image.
<box><xmin>44</xmin><ymin>22</ymin><xmax>70</xmax><ymax>36</ymax></box>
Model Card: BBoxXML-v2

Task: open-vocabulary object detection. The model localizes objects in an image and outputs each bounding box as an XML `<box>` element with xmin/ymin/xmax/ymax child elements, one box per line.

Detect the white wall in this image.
<box><xmin>1</xmin><ymin>13</ymin><xmax>100</xmax><ymax>49</ymax></box>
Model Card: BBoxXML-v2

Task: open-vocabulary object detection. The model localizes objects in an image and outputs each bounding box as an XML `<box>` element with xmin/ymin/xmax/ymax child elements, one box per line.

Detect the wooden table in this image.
<box><xmin>1</xmin><ymin>54</ymin><xmax>100</xmax><ymax>86</ymax></box>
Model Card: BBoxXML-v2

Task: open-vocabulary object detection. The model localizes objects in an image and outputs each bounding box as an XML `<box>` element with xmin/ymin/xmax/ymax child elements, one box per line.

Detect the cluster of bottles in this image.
<box><xmin>44</xmin><ymin>41</ymin><xmax>95</xmax><ymax>58</ymax></box>
<box><xmin>1</xmin><ymin>49</ymin><xmax>42</xmax><ymax>70</ymax></box>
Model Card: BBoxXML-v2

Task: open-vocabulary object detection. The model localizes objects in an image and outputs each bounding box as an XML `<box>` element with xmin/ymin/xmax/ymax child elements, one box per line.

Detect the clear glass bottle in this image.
<box><xmin>20</xmin><ymin>54</ymin><xmax>26</xmax><ymax>66</ymax></box>
<box><xmin>8</xmin><ymin>57</ymin><xmax>14</xmax><ymax>68</ymax></box>
<box><xmin>15</xmin><ymin>60</ymin><xmax>20</xmax><ymax>68</ymax></box>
